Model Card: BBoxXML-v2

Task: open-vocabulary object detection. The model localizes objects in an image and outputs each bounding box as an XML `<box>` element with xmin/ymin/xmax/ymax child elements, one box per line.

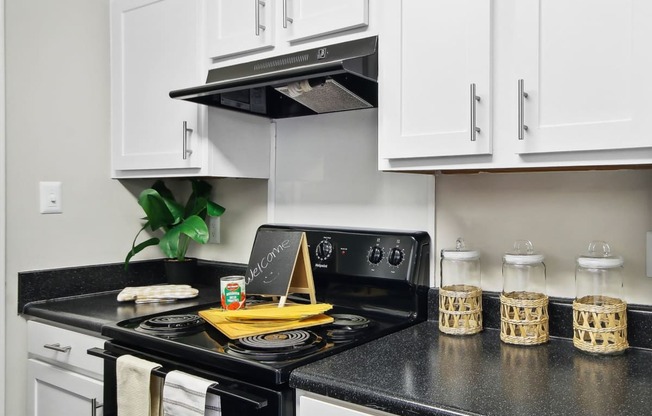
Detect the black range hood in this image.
<box><xmin>170</xmin><ymin>36</ymin><xmax>378</xmax><ymax>119</ymax></box>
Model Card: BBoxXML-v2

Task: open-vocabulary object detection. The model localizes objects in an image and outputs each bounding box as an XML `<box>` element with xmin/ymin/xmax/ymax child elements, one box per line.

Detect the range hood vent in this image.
<box><xmin>170</xmin><ymin>36</ymin><xmax>378</xmax><ymax>119</ymax></box>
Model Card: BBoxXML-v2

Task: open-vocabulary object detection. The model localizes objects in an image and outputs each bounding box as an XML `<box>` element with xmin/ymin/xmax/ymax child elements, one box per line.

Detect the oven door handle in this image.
<box><xmin>87</xmin><ymin>347</ymin><xmax>269</xmax><ymax>409</ymax></box>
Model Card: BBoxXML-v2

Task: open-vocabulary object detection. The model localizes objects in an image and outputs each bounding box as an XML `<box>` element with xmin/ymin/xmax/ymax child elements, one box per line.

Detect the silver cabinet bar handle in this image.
<box><xmin>283</xmin><ymin>0</ymin><xmax>293</xmax><ymax>28</ymax></box>
<box><xmin>43</xmin><ymin>343</ymin><xmax>71</xmax><ymax>353</ymax></box>
<box><xmin>255</xmin><ymin>0</ymin><xmax>266</xmax><ymax>36</ymax></box>
<box><xmin>518</xmin><ymin>79</ymin><xmax>529</xmax><ymax>140</ymax></box>
<box><xmin>91</xmin><ymin>398</ymin><xmax>103</xmax><ymax>416</ymax></box>
<box><xmin>470</xmin><ymin>83</ymin><xmax>481</xmax><ymax>141</ymax></box>
<box><xmin>182</xmin><ymin>121</ymin><xmax>193</xmax><ymax>160</ymax></box>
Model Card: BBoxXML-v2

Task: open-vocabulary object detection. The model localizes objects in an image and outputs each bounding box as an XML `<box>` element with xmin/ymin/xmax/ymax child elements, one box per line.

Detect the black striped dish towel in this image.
<box><xmin>163</xmin><ymin>370</ymin><xmax>222</xmax><ymax>416</ymax></box>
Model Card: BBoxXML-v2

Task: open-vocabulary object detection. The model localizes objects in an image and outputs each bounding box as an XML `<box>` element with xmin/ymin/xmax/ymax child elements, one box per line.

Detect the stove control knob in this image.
<box><xmin>388</xmin><ymin>247</ymin><xmax>405</xmax><ymax>266</ymax></box>
<box><xmin>368</xmin><ymin>246</ymin><xmax>384</xmax><ymax>264</ymax></box>
<box><xmin>315</xmin><ymin>240</ymin><xmax>333</xmax><ymax>261</ymax></box>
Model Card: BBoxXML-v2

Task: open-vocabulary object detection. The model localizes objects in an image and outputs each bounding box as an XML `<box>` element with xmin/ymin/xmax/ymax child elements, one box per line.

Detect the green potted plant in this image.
<box><xmin>125</xmin><ymin>179</ymin><xmax>225</xmax><ymax>283</ymax></box>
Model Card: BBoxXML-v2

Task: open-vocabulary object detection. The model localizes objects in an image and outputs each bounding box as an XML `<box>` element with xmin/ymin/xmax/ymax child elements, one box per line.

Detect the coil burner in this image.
<box><xmin>136</xmin><ymin>314</ymin><xmax>205</xmax><ymax>337</ymax></box>
<box><xmin>226</xmin><ymin>329</ymin><xmax>327</xmax><ymax>362</ymax></box>
<box><xmin>325</xmin><ymin>314</ymin><xmax>374</xmax><ymax>343</ymax></box>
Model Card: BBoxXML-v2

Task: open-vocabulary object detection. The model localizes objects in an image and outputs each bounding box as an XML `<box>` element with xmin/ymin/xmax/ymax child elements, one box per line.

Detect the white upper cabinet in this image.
<box><xmin>379</xmin><ymin>0</ymin><xmax>492</xmax><ymax>160</ymax></box>
<box><xmin>515</xmin><ymin>0</ymin><xmax>652</xmax><ymax>155</ymax></box>
<box><xmin>111</xmin><ymin>0</ymin><xmax>205</xmax><ymax>176</ymax></box>
<box><xmin>283</xmin><ymin>0</ymin><xmax>369</xmax><ymax>43</ymax></box>
<box><xmin>111</xmin><ymin>0</ymin><xmax>271</xmax><ymax>179</ymax></box>
<box><xmin>206</xmin><ymin>0</ymin><xmax>275</xmax><ymax>59</ymax></box>
<box><xmin>379</xmin><ymin>0</ymin><xmax>652</xmax><ymax>172</ymax></box>
<box><xmin>207</xmin><ymin>0</ymin><xmax>370</xmax><ymax>61</ymax></box>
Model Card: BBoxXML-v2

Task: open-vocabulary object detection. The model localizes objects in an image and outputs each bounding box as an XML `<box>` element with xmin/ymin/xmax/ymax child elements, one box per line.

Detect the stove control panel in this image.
<box><xmin>252</xmin><ymin>226</ymin><xmax>428</xmax><ymax>286</ymax></box>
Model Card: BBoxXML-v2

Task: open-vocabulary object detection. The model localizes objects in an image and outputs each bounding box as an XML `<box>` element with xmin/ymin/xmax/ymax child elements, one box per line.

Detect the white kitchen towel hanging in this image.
<box><xmin>163</xmin><ymin>370</ymin><xmax>222</xmax><ymax>416</ymax></box>
<box><xmin>116</xmin><ymin>354</ymin><xmax>163</xmax><ymax>416</ymax></box>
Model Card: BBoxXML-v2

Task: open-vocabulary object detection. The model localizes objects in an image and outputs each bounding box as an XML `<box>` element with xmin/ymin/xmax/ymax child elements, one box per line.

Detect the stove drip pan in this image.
<box><xmin>325</xmin><ymin>314</ymin><xmax>374</xmax><ymax>343</ymax></box>
<box><xmin>226</xmin><ymin>329</ymin><xmax>327</xmax><ymax>362</ymax></box>
<box><xmin>136</xmin><ymin>314</ymin><xmax>205</xmax><ymax>337</ymax></box>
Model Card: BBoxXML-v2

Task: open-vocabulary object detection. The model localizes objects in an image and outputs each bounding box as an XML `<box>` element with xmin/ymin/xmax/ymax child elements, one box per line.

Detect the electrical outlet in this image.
<box><xmin>208</xmin><ymin>216</ymin><xmax>221</xmax><ymax>244</ymax></box>
<box><xmin>647</xmin><ymin>232</ymin><xmax>652</xmax><ymax>278</ymax></box>
<box><xmin>39</xmin><ymin>181</ymin><xmax>63</xmax><ymax>214</ymax></box>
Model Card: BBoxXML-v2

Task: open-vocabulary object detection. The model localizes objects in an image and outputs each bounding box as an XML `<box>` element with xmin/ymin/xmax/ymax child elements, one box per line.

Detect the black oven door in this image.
<box><xmin>89</xmin><ymin>341</ymin><xmax>294</xmax><ymax>416</ymax></box>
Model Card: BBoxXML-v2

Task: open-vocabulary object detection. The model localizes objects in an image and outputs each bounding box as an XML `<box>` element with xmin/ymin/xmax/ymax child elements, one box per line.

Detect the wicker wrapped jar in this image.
<box><xmin>573</xmin><ymin>241</ymin><xmax>628</xmax><ymax>355</ymax></box>
<box><xmin>439</xmin><ymin>238</ymin><xmax>482</xmax><ymax>335</ymax></box>
<box><xmin>500</xmin><ymin>240</ymin><xmax>549</xmax><ymax>346</ymax></box>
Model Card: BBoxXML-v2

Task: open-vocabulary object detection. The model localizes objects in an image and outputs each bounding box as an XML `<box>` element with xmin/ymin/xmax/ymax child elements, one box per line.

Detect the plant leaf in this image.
<box><xmin>191</xmin><ymin>179</ymin><xmax>212</xmax><ymax>198</ymax></box>
<box><xmin>158</xmin><ymin>215</ymin><xmax>209</xmax><ymax>259</ymax></box>
<box><xmin>151</xmin><ymin>180</ymin><xmax>176</xmax><ymax>201</ymax></box>
<box><xmin>138</xmin><ymin>188</ymin><xmax>184</xmax><ymax>229</ymax></box>
<box><xmin>207</xmin><ymin>200</ymin><xmax>226</xmax><ymax>217</ymax></box>
<box><xmin>184</xmin><ymin>179</ymin><xmax>212</xmax><ymax>218</ymax></box>
<box><xmin>124</xmin><ymin>237</ymin><xmax>160</xmax><ymax>269</ymax></box>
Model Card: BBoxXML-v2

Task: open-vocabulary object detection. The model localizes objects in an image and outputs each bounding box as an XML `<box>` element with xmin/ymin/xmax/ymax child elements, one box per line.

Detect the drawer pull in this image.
<box><xmin>283</xmin><ymin>0</ymin><xmax>293</xmax><ymax>28</ymax></box>
<box><xmin>517</xmin><ymin>79</ymin><xmax>529</xmax><ymax>140</ymax></box>
<box><xmin>255</xmin><ymin>0</ymin><xmax>266</xmax><ymax>36</ymax></box>
<box><xmin>43</xmin><ymin>343</ymin><xmax>72</xmax><ymax>353</ymax></box>
<box><xmin>470</xmin><ymin>83</ymin><xmax>481</xmax><ymax>141</ymax></box>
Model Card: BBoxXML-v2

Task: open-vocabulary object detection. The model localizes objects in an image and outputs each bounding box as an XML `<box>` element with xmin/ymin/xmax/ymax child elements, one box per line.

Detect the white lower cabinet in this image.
<box><xmin>27</xmin><ymin>359</ymin><xmax>103</xmax><ymax>416</ymax></box>
<box><xmin>296</xmin><ymin>390</ymin><xmax>397</xmax><ymax>416</ymax></box>
<box><xmin>27</xmin><ymin>321</ymin><xmax>104</xmax><ymax>416</ymax></box>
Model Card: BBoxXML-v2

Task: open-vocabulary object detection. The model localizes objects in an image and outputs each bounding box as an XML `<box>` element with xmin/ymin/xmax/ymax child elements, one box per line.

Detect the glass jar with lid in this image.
<box><xmin>500</xmin><ymin>240</ymin><xmax>549</xmax><ymax>345</ymax></box>
<box><xmin>573</xmin><ymin>241</ymin><xmax>628</xmax><ymax>354</ymax></box>
<box><xmin>439</xmin><ymin>238</ymin><xmax>482</xmax><ymax>335</ymax></box>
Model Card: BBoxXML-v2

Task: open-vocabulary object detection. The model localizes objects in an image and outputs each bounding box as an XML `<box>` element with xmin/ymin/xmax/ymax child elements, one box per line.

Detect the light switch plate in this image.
<box><xmin>39</xmin><ymin>181</ymin><xmax>62</xmax><ymax>214</ymax></box>
<box><xmin>647</xmin><ymin>232</ymin><xmax>652</xmax><ymax>278</ymax></box>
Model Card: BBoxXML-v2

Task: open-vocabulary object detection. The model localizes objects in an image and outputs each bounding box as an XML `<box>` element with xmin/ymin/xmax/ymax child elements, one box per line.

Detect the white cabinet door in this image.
<box><xmin>283</xmin><ymin>0</ymin><xmax>369</xmax><ymax>43</ymax></box>
<box><xmin>514</xmin><ymin>0</ymin><xmax>652</xmax><ymax>154</ymax></box>
<box><xmin>207</xmin><ymin>0</ymin><xmax>369</xmax><ymax>60</ymax></box>
<box><xmin>27</xmin><ymin>359</ymin><xmax>103</xmax><ymax>416</ymax></box>
<box><xmin>111</xmin><ymin>0</ymin><xmax>205</xmax><ymax>174</ymax></box>
<box><xmin>298</xmin><ymin>394</ymin><xmax>396</xmax><ymax>416</ymax></box>
<box><xmin>379</xmin><ymin>0</ymin><xmax>492</xmax><ymax>160</ymax></box>
<box><xmin>206</xmin><ymin>0</ymin><xmax>275</xmax><ymax>59</ymax></box>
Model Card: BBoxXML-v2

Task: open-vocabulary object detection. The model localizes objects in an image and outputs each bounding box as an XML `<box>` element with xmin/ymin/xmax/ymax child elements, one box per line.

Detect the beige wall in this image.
<box><xmin>435</xmin><ymin>170</ymin><xmax>652</xmax><ymax>304</ymax></box>
<box><xmin>6</xmin><ymin>1</ymin><xmax>115</xmax><ymax>414</ymax></box>
<box><xmin>3</xmin><ymin>1</ymin><xmax>266</xmax><ymax>415</ymax></box>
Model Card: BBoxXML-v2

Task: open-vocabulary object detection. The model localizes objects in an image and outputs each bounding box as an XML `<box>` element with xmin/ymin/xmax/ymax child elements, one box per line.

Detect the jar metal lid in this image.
<box><xmin>503</xmin><ymin>253</ymin><xmax>545</xmax><ymax>265</ymax></box>
<box><xmin>442</xmin><ymin>249</ymin><xmax>480</xmax><ymax>260</ymax></box>
<box><xmin>577</xmin><ymin>256</ymin><xmax>623</xmax><ymax>268</ymax></box>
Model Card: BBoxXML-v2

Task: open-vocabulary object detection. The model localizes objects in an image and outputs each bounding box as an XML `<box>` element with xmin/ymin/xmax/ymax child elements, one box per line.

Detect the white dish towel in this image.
<box><xmin>117</xmin><ymin>354</ymin><xmax>163</xmax><ymax>416</ymax></box>
<box><xmin>163</xmin><ymin>370</ymin><xmax>222</xmax><ymax>416</ymax></box>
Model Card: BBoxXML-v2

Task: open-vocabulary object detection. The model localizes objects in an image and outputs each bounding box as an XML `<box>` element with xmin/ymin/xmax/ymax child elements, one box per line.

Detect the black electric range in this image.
<box><xmin>90</xmin><ymin>224</ymin><xmax>431</xmax><ymax>416</ymax></box>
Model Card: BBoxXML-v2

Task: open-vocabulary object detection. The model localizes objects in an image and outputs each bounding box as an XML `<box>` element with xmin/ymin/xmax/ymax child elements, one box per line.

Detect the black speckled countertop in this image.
<box><xmin>21</xmin><ymin>265</ymin><xmax>652</xmax><ymax>416</ymax></box>
<box><xmin>23</xmin><ymin>286</ymin><xmax>223</xmax><ymax>333</ymax></box>
<box><xmin>20</xmin><ymin>260</ymin><xmax>245</xmax><ymax>333</ymax></box>
<box><xmin>290</xmin><ymin>290</ymin><xmax>652</xmax><ymax>416</ymax></box>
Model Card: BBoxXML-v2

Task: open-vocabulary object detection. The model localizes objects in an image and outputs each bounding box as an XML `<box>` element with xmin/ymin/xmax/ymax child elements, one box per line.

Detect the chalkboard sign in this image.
<box><xmin>244</xmin><ymin>229</ymin><xmax>316</xmax><ymax>306</ymax></box>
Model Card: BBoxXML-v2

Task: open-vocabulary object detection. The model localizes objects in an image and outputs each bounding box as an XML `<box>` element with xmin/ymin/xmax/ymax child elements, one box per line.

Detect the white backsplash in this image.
<box><xmin>435</xmin><ymin>170</ymin><xmax>652</xmax><ymax>305</ymax></box>
<box><xmin>272</xmin><ymin>109</ymin><xmax>435</xmax><ymax>233</ymax></box>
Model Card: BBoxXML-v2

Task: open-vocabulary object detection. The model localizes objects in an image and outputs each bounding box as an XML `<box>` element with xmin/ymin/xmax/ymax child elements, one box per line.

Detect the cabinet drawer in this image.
<box><xmin>27</xmin><ymin>321</ymin><xmax>104</xmax><ymax>376</ymax></box>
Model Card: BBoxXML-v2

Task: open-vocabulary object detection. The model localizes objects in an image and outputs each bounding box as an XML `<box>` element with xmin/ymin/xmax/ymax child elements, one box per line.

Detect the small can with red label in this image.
<box><xmin>220</xmin><ymin>275</ymin><xmax>246</xmax><ymax>310</ymax></box>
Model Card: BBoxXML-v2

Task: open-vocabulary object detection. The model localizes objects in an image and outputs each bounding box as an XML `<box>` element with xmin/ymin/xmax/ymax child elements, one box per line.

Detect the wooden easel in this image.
<box><xmin>278</xmin><ymin>233</ymin><xmax>316</xmax><ymax>307</ymax></box>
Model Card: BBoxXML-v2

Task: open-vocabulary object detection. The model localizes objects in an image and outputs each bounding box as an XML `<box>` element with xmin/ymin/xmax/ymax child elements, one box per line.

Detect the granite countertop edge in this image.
<box><xmin>292</xmin><ymin>365</ymin><xmax>480</xmax><ymax>416</ymax></box>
